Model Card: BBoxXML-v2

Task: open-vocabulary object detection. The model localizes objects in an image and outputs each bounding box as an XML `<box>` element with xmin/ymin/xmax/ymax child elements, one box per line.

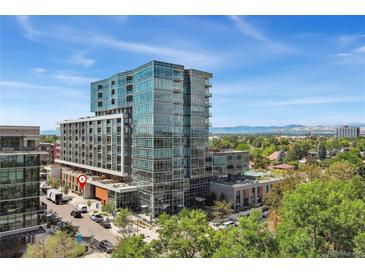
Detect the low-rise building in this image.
<box><xmin>44</xmin><ymin>165</ymin><xmax>62</xmax><ymax>181</ymax></box>
<box><xmin>61</xmin><ymin>168</ymin><xmax>85</xmax><ymax>194</ymax></box>
<box><xmin>210</xmin><ymin>176</ymin><xmax>283</xmax><ymax>211</ymax></box>
<box><xmin>84</xmin><ymin>178</ymin><xmax>137</xmax><ymax>209</ymax></box>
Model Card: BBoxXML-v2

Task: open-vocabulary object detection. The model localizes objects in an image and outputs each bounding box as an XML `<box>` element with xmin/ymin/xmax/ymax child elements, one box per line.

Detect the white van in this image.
<box><xmin>76</xmin><ymin>204</ymin><xmax>88</xmax><ymax>213</ymax></box>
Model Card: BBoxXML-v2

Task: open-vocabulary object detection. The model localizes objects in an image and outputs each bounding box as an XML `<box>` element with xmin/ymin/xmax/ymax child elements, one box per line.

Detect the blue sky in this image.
<box><xmin>0</xmin><ymin>16</ymin><xmax>364</xmax><ymax>130</ymax></box>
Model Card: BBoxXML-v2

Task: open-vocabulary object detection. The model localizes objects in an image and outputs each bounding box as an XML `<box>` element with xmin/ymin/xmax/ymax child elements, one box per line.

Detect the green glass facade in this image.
<box><xmin>91</xmin><ymin>61</ymin><xmax>211</xmax><ymax>216</ymax></box>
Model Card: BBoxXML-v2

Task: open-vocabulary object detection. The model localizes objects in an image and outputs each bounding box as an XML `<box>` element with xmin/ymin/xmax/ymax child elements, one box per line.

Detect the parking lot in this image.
<box><xmin>40</xmin><ymin>195</ymin><xmax>118</xmax><ymax>245</ymax></box>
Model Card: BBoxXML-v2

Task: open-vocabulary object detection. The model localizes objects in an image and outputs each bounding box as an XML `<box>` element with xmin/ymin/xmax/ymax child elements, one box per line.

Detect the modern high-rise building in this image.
<box><xmin>0</xmin><ymin>126</ymin><xmax>46</xmax><ymax>257</ymax></box>
<box><xmin>57</xmin><ymin>61</ymin><xmax>248</xmax><ymax>218</ymax></box>
<box><xmin>336</xmin><ymin>125</ymin><xmax>360</xmax><ymax>139</ymax></box>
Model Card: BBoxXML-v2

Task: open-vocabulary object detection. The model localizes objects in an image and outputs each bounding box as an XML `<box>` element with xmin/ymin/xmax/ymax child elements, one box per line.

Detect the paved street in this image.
<box><xmin>40</xmin><ymin>195</ymin><xmax>118</xmax><ymax>245</ymax></box>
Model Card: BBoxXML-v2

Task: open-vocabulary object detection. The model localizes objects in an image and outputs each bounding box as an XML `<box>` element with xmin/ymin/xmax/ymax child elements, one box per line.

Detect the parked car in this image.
<box><xmin>70</xmin><ymin>210</ymin><xmax>82</xmax><ymax>218</ymax></box>
<box><xmin>98</xmin><ymin>240</ymin><xmax>113</xmax><ymax>253</ymax></box>
<box><xmin>262</xmin><ymin>210</ymin><xmax>269</xmax><ymax>219</ymax></box>
<box><xmin>99</xmin><ymin>220</ymin><xmax>111</xmax><ymax>229</ymax></box>
<box><xmin>62</xmin><ymin>195</ymin><xmax>71</xmax><ymax>203</ymax></box>
<box><xmin>90</xmin><ymin>214</ymin><xmax>104</xmax><ymax>223</ymax></box>
<box><xmin>76</xmin><ymin>204</ymin><xmax>88</xmax><ymax>213</ymax></box>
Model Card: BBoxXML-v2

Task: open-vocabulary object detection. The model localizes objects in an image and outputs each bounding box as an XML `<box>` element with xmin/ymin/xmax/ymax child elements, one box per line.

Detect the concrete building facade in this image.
<box><xmin>0</xmin><ymin>126</ymin><xmax>46</xmax><ymax>257</ymax></box>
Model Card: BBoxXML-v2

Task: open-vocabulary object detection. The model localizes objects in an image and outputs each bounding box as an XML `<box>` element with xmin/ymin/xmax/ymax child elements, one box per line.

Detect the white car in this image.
<box><xmin>62</xmin><ymin>195</ymin><xmax>71</xmax><ymax>203</ymax></box>
<box><xmin>76</xmin><ymin>204</ymin><xmax>88</xmax><ymax>213</ymax></box>
<box><xmin>90</xmin><ymin>214</ymin><xmax>104</xmax><ymax>223</ymax></box>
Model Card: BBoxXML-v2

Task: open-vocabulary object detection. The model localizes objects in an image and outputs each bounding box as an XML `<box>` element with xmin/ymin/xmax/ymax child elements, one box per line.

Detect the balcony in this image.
<box><xmin>205</xmin><ymin>91</ymin><xmax>212</xmax><ymax>97</ymax></box>
<box><xmin>173</xmin><ymin>77</ymin><xmax>183</xmax><ymax>82</ymax></box>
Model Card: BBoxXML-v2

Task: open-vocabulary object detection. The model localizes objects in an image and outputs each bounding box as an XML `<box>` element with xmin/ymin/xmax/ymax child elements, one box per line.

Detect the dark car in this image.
<box><xmin>99</xmin><ymin>220</ymin><xmax>111</xmax><ymax>229</ymax></box>
<box><xmin>70</xmin><ymin>210</ymin><xmax>82</xmax><ymax>218</ymax></box>
<box><xmin>98</xmin><ymin>240</ymin><xmax>113</xmax><ymax>253</ymax></box>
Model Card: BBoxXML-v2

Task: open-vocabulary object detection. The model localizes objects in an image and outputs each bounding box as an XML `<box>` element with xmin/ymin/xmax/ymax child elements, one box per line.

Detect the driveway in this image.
<box><xmin>40</xmin><ymin>195</ymin><xmax>118</xmax><ymax>245</ymax></box>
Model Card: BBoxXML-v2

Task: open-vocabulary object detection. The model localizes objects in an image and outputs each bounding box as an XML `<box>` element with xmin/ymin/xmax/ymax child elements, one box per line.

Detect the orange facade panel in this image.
<box><xmin>95</xmin><ymin>186</ymin><xmax>108</xmax><ymax>204</ymax></box>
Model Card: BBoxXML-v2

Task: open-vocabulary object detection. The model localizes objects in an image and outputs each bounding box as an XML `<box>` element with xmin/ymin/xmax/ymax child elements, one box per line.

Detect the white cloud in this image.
<box><xmin>354</xmin><ymin>46</ymin><xmax>365</xmax><ymax>53</ymax></box>
<box><xmin>0</xmin><ymin>80</ymin><xmax>88</xmax><ymax>99</ymax></box>
<box><xmin>336</xmin><ymin>53</ymin><xmax>351</xmax><ymax>57</ymax></box>
<box><xmin>336</xmin><ymin>34</ymin><xmax>365</xmax><ymax>47</ymax></box>
<box><xmin>16</xmin><ymin>16</ymin><xmax>42</xmax><ymax>39</ymax></box>
<box><xmin>228</xmin><ymin>16</ymin><xmax>296</xmax><ymax>53</ymax></box>
<box><xmin>0</xmin><ymin>81</ymin><xmax>55</xmax><ymax>90</ymax></box>
<box><xmin>53</xmin><ymin>72</ymin><xmax>97</xmax><ymax>84</ymax></box>
<box><xmin>31</xmin><ymin>67</ymin><xmax>47</xmax><ymax>74</ymax></box>
<box><xmin>229</xmin><ymin>15</ymin><xmax>270</xmax><ymax>43</ymax></box>
<box><xmin>89</xmin><ymin>35</ymin><xmax>221</xmax><ymax>67</ymax></box>
<box><xmin>15</xmin><ymin>16</ymin><xmax>224</xmax><ymax>68</ymax></box>
<box><xmin>69</xmin><ymin>52</ymin><xmax>95</xmax><ymax>67</ymax></box>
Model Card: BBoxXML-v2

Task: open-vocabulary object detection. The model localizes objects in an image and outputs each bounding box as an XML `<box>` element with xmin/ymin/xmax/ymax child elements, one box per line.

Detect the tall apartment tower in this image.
<box><xmin>58</xmin><ymin>61</ymin><xmax>212</xmax><ymax>217</ymax></box>
<box><xmin>183</xmin><ymin>69</ymin><xmax>213</xmax><ymax>207</ymax></box>
<box><xmin>0</xmin><ymin>126</ymin><xmax>46</xmax><ymax>257</ymax></box>
<box><xmin>336</xmin><ymin>125</ymin><xmax>360</xmax><ymax>139</ymax></box>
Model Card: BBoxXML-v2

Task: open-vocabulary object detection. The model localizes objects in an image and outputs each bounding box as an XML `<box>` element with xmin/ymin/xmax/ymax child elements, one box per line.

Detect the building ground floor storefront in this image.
<box><xmin>0</xmin><ymin>225</ymin><xmax>46</xmax><ymax>257</ymax></box>
<box><xmin>210</xmin><ymin>178</ymin><xmax>283</xmax><ymax>211</ymax></box>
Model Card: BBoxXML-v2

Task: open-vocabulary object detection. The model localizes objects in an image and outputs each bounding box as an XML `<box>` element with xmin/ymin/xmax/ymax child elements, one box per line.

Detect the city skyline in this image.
<box><xmin>1</xmin><ymin>15</ymin><xmax>364</xmax><ymax>129</ymax></box>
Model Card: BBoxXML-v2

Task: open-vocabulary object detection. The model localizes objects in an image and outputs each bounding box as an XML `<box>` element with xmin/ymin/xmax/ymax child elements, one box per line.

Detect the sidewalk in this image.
<box><xmin>65</xmin><ymin>192</ymin><xmax>160</xmax><ymax>243</ymax></box>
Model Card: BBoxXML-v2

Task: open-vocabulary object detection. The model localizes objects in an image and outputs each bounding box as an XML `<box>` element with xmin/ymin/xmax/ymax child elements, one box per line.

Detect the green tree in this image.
<box><xmin>157</xmin><ymin>209</ymin><xmax>216</xmax><ymax>258</ymax></box>
<box><xmin>354</xmin><ymin>232</ymin><xmax>365</xmax><ymax>258</ymax></box>
<box><xmin>236</xmin><ymin>143</ymin><xmax>250</xmax><ymax>151</ymax></box>
<box><xmin>277</xmin><ymin>150</ymin><xmax>285</xmax><ymax>164</ymax></box>
<box><xmin>62</xmin><ymin>184</ymin><xmax>70</xmax><ymax>195</ymax></box>
<box><xmin>262</xmin><ymin>145</ymin><xmax>276</xmax><ymax>157</ymax></box>
<box><xmin>213</xmin><ymin>209</ymin><xmax>278</xmax><ymax>257</ymax></box>
<box><xmin>332</xmin><ymin>149</ymin><xmax>362</xmax><ymax>166</ymax></box>
<box><xmin>212</xmin><ymin>200</ymin><xmax>233</xmax><ymax>223</ymax></box>
<box><xmin>113</xmin><ymin>208</ymin><xmax>132</xmax><ymax>237</ymax></box>
<box><xmin>57</xmin><ymin>221</ymin><xmax>79</xmax><ymax>237</ymax></box>
<box><xmin>286</xmin><ymin>143</ymin><xmax>304</xmax><ymax>161</ymax></box>
<box><xmin>40</xmin><ymin>135</ymin><xmax>59</xmax><ymax>144</ymax></box>
<box><xmin>253</xmin><ymin>154</ymin><xmax>269</xmax><ymax>169</ymax></box>
<box><xmin>318</xmin><ymin>142</ymin><xmax>326</xmax><ymax>160</ymax></box>
<box><xmin>48</xmin><ymin>176</ymin><xmax>59</xmax><ymax>189</ymax></box>
<box><xmin>101</xmin><ymin>203</ymin><xmax>116</xmax><ymax>214</ymax></box>
<box><xmin>112</xmin><ymin>235</ymin><xmax>155</xmax><ymax>258</ymax></box>
<box><xmin>325</xmin><ymin>161</ymin><xmax>356</xmax><ymax>181</ymax></box>
<box><xmin>24</xmin><ymin>231</ymin><xmax>85</xmax><ymax>258</ymax></box>
<box><xmin>277</xmin><ymin>178</ymin><xmax>365</xmax><ymax>257</ymax></box>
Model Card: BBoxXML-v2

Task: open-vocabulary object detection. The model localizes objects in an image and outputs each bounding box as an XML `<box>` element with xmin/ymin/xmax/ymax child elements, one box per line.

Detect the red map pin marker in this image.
<box><xmin>77</xmin><ymin>175</ymin><xmax>87</xmax><ymax>192</ymax></box>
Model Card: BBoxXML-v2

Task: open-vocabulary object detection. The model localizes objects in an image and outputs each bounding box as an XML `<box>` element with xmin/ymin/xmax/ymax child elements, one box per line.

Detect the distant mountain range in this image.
<box><xmin>41</xmin><ymin>123</ymin><xmax>365</xmax><ymax>136</ymax></box>
<box><xmin>210</xmin><ymin>123</ymin><xmax>365</xmax><ymax>135</ymax></box>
